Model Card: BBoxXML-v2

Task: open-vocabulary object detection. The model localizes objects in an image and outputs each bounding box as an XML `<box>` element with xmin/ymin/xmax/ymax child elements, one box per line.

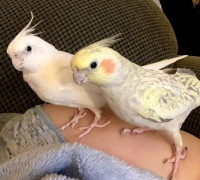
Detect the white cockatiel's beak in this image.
<box><xmin>73</xmin><ymin>68</ymin><xmax>88</xmax><ymax>86</ymax></box>
<box><xmin>7</xmin><ymin>53</ymin><xmax>24</xmax><ymax>71</ymax></box>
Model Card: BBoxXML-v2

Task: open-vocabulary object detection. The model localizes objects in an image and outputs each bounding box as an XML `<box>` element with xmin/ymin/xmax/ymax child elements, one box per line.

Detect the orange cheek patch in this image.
<box><xmin>100</xmin><ymin>59</ymin><xmax>115</xmax><ymax>74</ymax></box>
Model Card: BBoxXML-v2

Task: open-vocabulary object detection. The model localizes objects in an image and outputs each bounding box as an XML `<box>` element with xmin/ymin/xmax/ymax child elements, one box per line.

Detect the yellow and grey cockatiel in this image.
<box><xmin>70</xmin><ymin>36</ymin><xmax>197</xmax><ymax>178</ymax></box>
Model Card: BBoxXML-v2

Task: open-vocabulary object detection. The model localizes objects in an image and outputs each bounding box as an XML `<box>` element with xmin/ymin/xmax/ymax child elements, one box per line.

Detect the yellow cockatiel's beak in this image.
<box><xmin>70</xmin><ymin>52</ymin><xmax>91</xmax><ymax>86</ymax></box>
<box><xmin>72</xmin><ymin>67</ymin><xmax>89</xmax><ymax>86</ymax></box>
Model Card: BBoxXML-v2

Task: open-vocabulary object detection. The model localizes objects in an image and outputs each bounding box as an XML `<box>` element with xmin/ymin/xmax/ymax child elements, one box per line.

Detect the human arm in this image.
<box><xmin>42</xmin><ymin>104</ymin><xmax>200</xmax><ymax>180</ymax></box>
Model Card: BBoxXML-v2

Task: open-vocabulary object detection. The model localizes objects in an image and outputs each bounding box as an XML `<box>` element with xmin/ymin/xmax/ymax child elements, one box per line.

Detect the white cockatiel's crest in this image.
<box><xmin>7</xmin><ymin>12</ymin><xmax>41</xmax><ymax>55</ymax></box>
<box><xmin>15</xmin><ymin>12</ymin><xmax>41</xmax><ymax>40</ymax></box>
<box><xmin>7</xmin><ymin>12</ymin><xmax>56</xmax><ymax>73</ymax></box>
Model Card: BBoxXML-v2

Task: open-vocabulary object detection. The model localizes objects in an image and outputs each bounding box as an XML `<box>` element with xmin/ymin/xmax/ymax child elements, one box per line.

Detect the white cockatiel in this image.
<box><xmin>7</xmin><ymin>13</ymin><xmax>187</xmax><ymax>139</ymax></box>
<box><xmin>70</xmin><ymin>36</ymin><xmax>196</xmax><ymax>178</ymax></box>
<box><xmin>6</xmin><ymin>13</ymin><xmax>111</xmax><ymax>139</ymax></box>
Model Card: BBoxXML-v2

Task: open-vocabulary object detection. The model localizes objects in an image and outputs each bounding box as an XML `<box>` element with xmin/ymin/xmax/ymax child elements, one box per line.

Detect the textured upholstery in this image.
<box><xmin>0</xmin><ymin>0</ymin><xmax>200</xmax><ymax>137</ymax></box>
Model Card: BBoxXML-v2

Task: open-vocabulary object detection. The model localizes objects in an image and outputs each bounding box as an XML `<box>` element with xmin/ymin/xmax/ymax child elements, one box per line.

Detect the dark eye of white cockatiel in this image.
<box><xmin>26</xmin><ymin>45</ymin><xmax>32</xmax><ymax>52</ymax></box>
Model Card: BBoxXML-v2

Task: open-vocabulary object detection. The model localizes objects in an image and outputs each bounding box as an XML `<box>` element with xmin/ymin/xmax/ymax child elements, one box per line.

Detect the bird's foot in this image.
<box><xmin>164</xmin><ymin>145</ymin><xmax>188</xmax><ymax>179</ymax></box>
<box><xmin>78</xmin><ymin>117</ymin><xmax>111</xmax><ymax>139</ymax></box>
<box><xmin>59</xmin><ymin>108</ymin><xmax>87</xmax><ymax>131</ymax></box>
<box><xmin>121</xmin><ymin>127</ymin><xmax>150</xmax><ymax>135</ymax></box>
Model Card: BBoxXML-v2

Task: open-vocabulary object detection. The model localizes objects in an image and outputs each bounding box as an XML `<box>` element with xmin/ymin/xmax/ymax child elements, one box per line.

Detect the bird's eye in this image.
<box><xmin>90</xmin><ymin>61</ymin><xmax>97</xmax><ymax>69</ymax></box>
<box><xmin>26</xmin><ymin>46</ymin><xmax>32</xmax><ymax>52</ymax></box>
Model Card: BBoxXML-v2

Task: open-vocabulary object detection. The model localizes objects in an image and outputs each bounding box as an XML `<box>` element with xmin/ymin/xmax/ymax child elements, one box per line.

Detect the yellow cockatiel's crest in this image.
<box><xmin>70</xmin><ymin>34</ymin><xmax>120</xmax><ymax>70</ymax></box>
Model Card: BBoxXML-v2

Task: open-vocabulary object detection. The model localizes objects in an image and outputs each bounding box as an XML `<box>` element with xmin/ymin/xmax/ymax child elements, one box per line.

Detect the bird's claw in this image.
<box><xmin>78</xmin><ymin>119</ymin><xmax>111</xmax><ymax>139</ymax></box>
<box><xmin>80</xmin><ymin>120</ymin><xmax>110</xmax><ymax>130</ymax></box>
<box><xmin>121</xmin><ymin>127</ymin><xmax>150</xmax><ymax>135</ymax></box>
<box><xmin>164</xmin><ymin>145</ymin><xmax>188</xmax><ymax>178</ymax></box>
<box><xmin>59</xmin><ymin>108</ymin><xmax>87</xmax><ymax>131</ymax></box>
<box><xmin>71</xmin><ymin>110</ymin><xmax>87</xmax><ymax>128</ymax></box>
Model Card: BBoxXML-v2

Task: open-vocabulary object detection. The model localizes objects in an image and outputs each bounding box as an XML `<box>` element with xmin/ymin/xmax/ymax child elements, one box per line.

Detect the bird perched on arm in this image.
<box><xmin>6</xmin><ymin>12</ymin><xmax>111</xmax><ymax>139</ymax></box>
<box><xmin>70</xmin><ymin>36</ymin><xmax>197</xmax><ymax>178</ymax></box>
<box><xmin>7</xmin><ymin>12</ymin><xmax>186</xmax><ymax>139</ymax></box>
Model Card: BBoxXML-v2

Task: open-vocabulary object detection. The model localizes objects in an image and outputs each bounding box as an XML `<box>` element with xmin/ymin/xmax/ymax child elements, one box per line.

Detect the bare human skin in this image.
<box><xmin>42</xmin><ymin>104</ymin><xmax>200</xmax><ymax>180</ymax></box>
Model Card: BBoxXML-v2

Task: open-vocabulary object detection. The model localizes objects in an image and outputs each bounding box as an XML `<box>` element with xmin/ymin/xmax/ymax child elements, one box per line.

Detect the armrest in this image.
<box><xmin>173</xmin><ymin>56</ymin><xmax>200</xmax><ymax>138</ymax></box>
